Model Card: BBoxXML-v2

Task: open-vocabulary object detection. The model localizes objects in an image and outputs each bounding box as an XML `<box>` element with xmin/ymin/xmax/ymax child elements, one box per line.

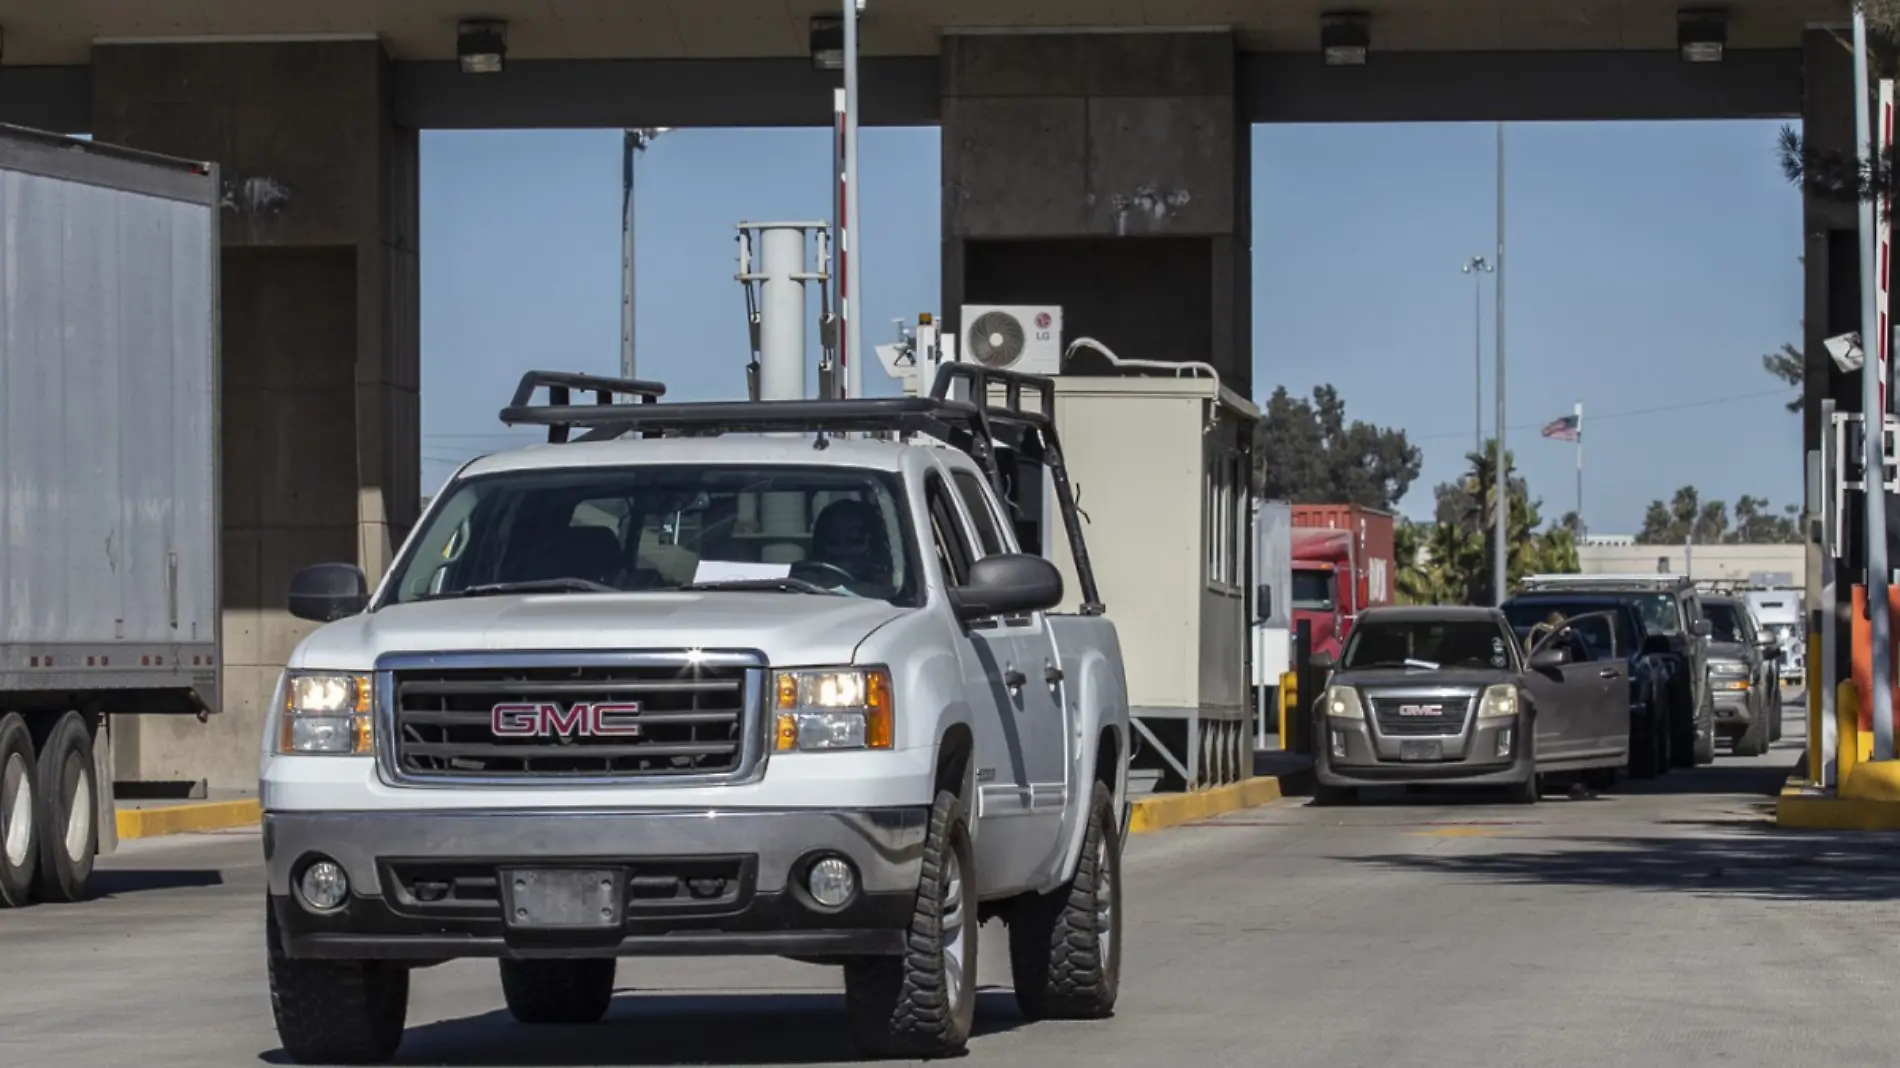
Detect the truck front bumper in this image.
<box><xmin>1313</xmin><ymin>714</ymin><xmax>1533</xmax><ymax>788</ymax></box>
<box><xmin>265</xmin><ymin>806</ymin><xmax>928</xmax><ymax>961</ymax></box>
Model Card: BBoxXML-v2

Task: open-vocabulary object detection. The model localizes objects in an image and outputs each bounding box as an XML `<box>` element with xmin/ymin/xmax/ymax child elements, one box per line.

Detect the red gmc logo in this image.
<box><xmin>491</xmin><ymin>702</ymin><xmax>643</xmax><ymax>738</ymax></box>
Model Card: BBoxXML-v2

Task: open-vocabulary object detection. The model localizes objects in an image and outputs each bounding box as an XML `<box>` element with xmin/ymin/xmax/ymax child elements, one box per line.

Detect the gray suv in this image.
<box><xmin>1518</xmin><ymin>575</ymin><xmax>1716</xmax><ymax>767</ymax></box>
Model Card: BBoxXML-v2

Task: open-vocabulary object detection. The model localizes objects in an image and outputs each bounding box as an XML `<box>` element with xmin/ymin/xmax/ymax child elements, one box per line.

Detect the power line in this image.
<box><xmin>1409</xmin><ymin>387</ymin><xmax>1790</xmax><ymax>443</ymax></box>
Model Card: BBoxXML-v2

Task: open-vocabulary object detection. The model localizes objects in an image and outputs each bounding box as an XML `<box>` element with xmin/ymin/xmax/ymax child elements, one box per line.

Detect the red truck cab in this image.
<box><xmin>1290</xmin><ymin>505</ymin><xmax>1395</xmax><ymax>661</ymax></box>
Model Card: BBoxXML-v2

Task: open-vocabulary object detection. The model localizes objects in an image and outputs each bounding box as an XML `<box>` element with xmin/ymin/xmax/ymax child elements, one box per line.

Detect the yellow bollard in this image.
<box><xmin>1278</xmin><ymin>671</ymin><xmax>1297</xmax><ymax>746</ymax></box>
<box><xmin>1837</xmin><ymin>679</ymin><xmax>1861</xmax><ymax>785</ymax></box>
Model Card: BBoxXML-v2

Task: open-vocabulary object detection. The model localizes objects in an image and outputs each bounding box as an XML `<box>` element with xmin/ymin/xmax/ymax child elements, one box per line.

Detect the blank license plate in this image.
<box><xmin>1399</xmin><ymin>740</ymin><xmax>1443</xmax><ymax>762</ymax></box>
<box><xmin>502</xmin><ymin>869</ymin><xmax>622</xmax><ymax>929</ymax></box>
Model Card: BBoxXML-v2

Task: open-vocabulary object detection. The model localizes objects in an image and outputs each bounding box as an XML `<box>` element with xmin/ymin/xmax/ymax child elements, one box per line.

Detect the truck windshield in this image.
<box><xmin>1703</xmin><ymin>602</ymin><xmax>1744</xmax><ymax>642</ymax></box>
<box><xmin>1292</xmin><ymin>569</ymin><xmax>1336</xmax><ymax>611</ymax></box>
<box><xmin>1341</xmin><ymin>620</ymin><xmax>1512</xmax><ymax>671</ymax></box>
<box><xmin>385</xmin><ymin>465</ymin><xmax>922</xmax><ymax>607</ymax></box>
<box><xmin>1635</xmin><ymin>594</ymin><xmax>1682</xmax><ymax>635</ymax></box>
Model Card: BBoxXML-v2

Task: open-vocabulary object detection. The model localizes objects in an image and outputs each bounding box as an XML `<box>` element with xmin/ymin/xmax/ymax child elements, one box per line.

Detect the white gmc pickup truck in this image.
<box><xmin>259</xmin><ymin>367</ymin><xmax>1131</xmax><ymax>1063</ymax></box>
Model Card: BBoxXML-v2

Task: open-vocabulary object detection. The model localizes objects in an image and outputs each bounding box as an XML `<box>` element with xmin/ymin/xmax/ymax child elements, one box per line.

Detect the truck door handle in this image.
<box><xmin>1004</xmin><ymin>668</ymin><xmax>1026</xmax><ymax>689</ymax></box>
<box><xmin>1599</xmin><ymin>668</ymin><xmax>1622</xmax><ymax>679</ymax></box>
<box><xmin>1045</xmin><ymin>663</ymin><xmax>1064</xmax><ymax>684</ymax></box>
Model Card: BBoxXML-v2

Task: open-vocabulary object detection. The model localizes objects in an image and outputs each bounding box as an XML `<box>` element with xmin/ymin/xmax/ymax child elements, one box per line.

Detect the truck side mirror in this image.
<box><xmin>1529</xmin><ymin>646</ymin><xmax>1571</xmax><ymax>670</ymax></box>
<box><xmin>1310</xmin><ymin>649</ymin><xmax>1336</xmax><ymax>671</ymax></box>
<box><xmin>949</xmin><ymin>554</ymin><xmax>1063</xmax><ymax>622</ymax></box>
<box><xmin>288</xmin><ymin>563</ymin><xmax>370</xmax><ymax>622</ymax></box>
<box><xmin>1691</xmin><ymin>618</ymin><xmax>1713</xmax><ymax>638</ymax></box>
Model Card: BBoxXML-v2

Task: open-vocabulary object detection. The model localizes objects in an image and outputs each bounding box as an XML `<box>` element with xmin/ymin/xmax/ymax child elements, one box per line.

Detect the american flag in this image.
<box><xmin>1540</xmin><ymin>414</ymin><xmax>1580</xmax><ymax>442</ymax></box>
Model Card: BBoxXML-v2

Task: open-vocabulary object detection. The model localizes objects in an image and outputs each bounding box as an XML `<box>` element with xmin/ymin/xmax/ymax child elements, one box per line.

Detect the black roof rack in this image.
<box><xmin>494</xmin><ymin>362</ymin><xmax>1104</xmax><ymax>614</ymax></box>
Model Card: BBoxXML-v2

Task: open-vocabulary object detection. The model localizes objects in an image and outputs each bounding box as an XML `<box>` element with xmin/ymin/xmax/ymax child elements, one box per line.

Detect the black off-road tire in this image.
<box><xmin>1628</xmin><ymin>704</ymin><xmax>1663</xmax><ymax>781</ymax></box>
<box><xmin>1733</xmin><ymin>711</ymin><xmax>1772</xmax><ymax>758</ymax></box>
<box><xmin>499</xmin><ymin>958</ymin><xmax>617</xmax><ymax>1024</ymax></box>
<box><xmin>1505</xmin><ymin>771</ymin><xmax>1540</xmax><ymax>805</ymax></box>
<box><xmin>843</xmin><ymin>789</ymin><xmax>976</xmax><ymax>1059</ymax></box>
<box><xmin>0</xmin><ymin>714</ymin><xmax>38</xmax><ymax>908</ymax></box>
<box><xmin>1669</xmin><ymin>675</ymin><xmax>1698</xmax><ymax>769</ymax></box>
<box><xmin>268</xmin><ymin>905</ymin><xmax>410</xmax><ymax>1064</ymax></box>
<box><xmin>1694</xmin><ymin>695</ymin><xmax>1717</xmax><ymax>765</ymax></box>
<box><xmin>1009</xmin><ymin>780</ymin><xmax>1122</xmax><ymax>1022</ymax></box>
<box><xmin>33</xmin><ymin>711</ymin><xmax>98</xmax><ymax>903</ymax></box>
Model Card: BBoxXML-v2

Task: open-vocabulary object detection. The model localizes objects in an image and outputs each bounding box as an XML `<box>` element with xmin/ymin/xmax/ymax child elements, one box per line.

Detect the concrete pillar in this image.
<box><xmin>90</xmin><ymin>39</ymin><xmax>420</xmax><ymax>788</ymax></box>
<box><xmin>940</xmin><ymin>30</ymin><xmax>1251</xmax><ymax>398</ymax></box>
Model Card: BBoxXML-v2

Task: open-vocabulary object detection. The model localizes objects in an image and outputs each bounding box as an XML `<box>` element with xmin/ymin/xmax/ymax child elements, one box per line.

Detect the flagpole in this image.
<box><xmin>1575</xmin><ymin>401</ymin><xmax>1584</xmax><ymax>536</ymax></box>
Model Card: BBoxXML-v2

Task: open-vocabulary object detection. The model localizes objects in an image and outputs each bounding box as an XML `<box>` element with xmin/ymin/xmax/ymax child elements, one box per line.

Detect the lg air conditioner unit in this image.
<box><xmin>957</xmin><ymin>305</ymin><xmax>1064</xmax><ymax>376</ymax></box>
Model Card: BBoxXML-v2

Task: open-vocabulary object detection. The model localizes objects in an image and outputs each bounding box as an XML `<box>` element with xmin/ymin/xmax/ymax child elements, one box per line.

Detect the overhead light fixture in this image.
<box><xmin>457</xmin><ymin>19</ymin><xmax>508</xmax><ymax>75</ymax></box>
<box><xmin>810</xmin><ymin>15</ymin><xmax>844</xmax><ymax>72</ymax></box>
<box><xmin>1677</xmin><ymin>8</ymin><xmax>1727</xmax><ymax>64</ymax></box>
<box><xmin>1321</xmin><ymin>12</ymin><xmax>1370</xmax><ymax>66</ymax></box>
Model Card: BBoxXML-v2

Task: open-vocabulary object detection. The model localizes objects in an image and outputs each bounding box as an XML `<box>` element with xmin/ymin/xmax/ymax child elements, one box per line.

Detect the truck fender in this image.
<box><xmin>1046</xmin><ymin>647</ymin><xmax>1128</xmax><ymax>891</ymax></box>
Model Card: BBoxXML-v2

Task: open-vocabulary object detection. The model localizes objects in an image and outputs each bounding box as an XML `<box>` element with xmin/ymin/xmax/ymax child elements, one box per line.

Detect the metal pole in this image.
<box><xmin>757</xmin><ymin>225</ymin><xmax>812</xmax><ymax>554</ymax></box>
<box><xmin>620</xmin><ymin>128</ymin><xmax>667</xmax><ymax>380</ymax></box>
<box><xmin>1854</xmin><ymin>10</ymin><xmax>1896</xmax><ymax>760</ymax></box>
<box><xmin>1575</xmin><ymin>401</ymin><xmax>1584</xmax><ymax>534</ymax></box>
<box><xmin>620</xmin><ymin>130</ymin><xmax>637</xmax><ymax>379</ymax></box>
<box><xmin>1492</xmin><ymin>122</ymin><xmax>1509</xmax><ymax>606</ymax></box>
<box><xmin>842</xmin><ymin>0</ymin><xmax>865</xmax><ymax>400</ymax></box>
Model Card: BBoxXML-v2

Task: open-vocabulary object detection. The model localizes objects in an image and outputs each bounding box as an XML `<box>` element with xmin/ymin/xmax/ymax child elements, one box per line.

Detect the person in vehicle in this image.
<box><xmin>802</xmin><ymin>498</ymin><xmax>895</xmax><ymax>595</ymax></box>
<box><xmin>1526</xmin><ymin>611</ymin><xmax>1568</xmax><ymax>653</ymax></box>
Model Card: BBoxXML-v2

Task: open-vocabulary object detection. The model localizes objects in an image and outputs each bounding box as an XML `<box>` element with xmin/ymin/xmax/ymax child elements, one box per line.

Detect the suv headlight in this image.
<box><xmin>1322</xmin><ymin>685</ymin><xmax>1363</xmax><ymax>720</ymax></box>
<box><xmin>1478</xmin><ymin>683</ymin><xmax>1519</xmax><ymax>718</ymax></box>
<box><xmin>1709</xmin><ymin>660</ymin><xmax>1748</xmax><ymax>677</ymax></box>
<box><xmin>773</xmin><ymin>667</ymin><xmax>894</xmax><ymax>751</ymax></box>
<box><xmin>276</xmin><ymin>672</ymin><xmax>373</xmax><ymax>755</ymax></box>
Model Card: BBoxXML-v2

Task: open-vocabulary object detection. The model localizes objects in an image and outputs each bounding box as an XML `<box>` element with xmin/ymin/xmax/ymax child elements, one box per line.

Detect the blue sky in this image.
<box><xmin>419</xmin><ymin>120</ymin><xmax>1804</xmax><ymax>535</ymax></box>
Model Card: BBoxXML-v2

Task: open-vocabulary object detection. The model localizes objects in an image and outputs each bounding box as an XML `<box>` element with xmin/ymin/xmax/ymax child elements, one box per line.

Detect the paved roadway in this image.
<box><xmin>7</xmin><ymin>697</ymin><xmax>1892</xmax><ymax>1068</ymax></box>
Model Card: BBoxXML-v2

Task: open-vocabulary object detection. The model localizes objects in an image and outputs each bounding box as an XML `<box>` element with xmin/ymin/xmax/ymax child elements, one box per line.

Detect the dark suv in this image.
<box><xmin>1513</xmin><ymin>574</ymin><xmax>1716</xmax><ymax>768</ymax></box>
<box><xmin>1501</xmin><ymin>592</ymin><xmax>1674</xmax><ymax>778</ymax></box>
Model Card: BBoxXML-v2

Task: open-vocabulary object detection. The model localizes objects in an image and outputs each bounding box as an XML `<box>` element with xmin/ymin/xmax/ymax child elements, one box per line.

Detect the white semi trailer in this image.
<box><xmin>0</xmin><ymin>125</ymin><xmax>222</xmax><ymax>906</ymax></box>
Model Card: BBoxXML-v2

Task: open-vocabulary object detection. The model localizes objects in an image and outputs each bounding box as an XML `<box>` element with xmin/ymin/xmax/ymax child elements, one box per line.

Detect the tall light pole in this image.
<box><xmin>1851</xmin><ymin>8</ymin><xmax>1895</xmax><ymax>760</ymax></box>
<box><xmin>620</xmin><ymin>127</ymin><xmax>669</xmax><ymax>380</ymax></box>
<box><xmin>1461</xmin><ymin>256</ymin><xmax>1493</xmax><ymax>458</ymax></box>
<box><xmin>1492</xmin><ymin>121</ymin><xmax>1509</xmax><ymax>607</ymax></box>
<box><xmin>840</xmin><ymin>0</ymin><xmax>865</xmax><ymax>399</ymax></box>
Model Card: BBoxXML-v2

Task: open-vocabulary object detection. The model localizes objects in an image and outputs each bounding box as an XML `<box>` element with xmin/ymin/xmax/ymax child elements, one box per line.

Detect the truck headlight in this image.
<box><xmin>1478</xmin><ymin>683</ymin><xmax>1519</xmax><ymax>719</ymax></box>
<box><xmin>773</xmin><ymin>668</ymin><xmax>894</xmax><ymax>751</ymax></box>
<box><xmin>1322</xmin><ymin>685</ymin><xmax>1363</xmax><ymax>720</ymax></box>
<box><xmin>277</xmin><ymin>672</ymin><xmax>373</xmax><ymax>755</ymax></box>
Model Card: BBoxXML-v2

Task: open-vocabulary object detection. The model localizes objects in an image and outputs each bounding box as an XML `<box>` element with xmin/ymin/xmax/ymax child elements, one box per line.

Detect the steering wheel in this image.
<box><xmin>790</xmin><ymin>560</ymin><xmax>857</xmax><ymax>588</ymax></box>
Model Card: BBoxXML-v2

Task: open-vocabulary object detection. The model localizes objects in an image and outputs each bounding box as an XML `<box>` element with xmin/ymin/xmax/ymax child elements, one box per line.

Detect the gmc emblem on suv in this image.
<box><xmin>491</xmin><ymin>701</ymin><xmax>643</xmax><ymax>738</ymax></box>
<box><xmin>1396</xmin><ymin>704</ymin><xmax>1442</xmax><ymax>717</ymax></box>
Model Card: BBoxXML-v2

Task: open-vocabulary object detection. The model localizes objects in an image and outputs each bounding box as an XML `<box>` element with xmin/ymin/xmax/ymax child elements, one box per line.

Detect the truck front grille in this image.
<box><xmin>387</xmin><ymin>662</ymin><xmax>757</xmax><ymax>782</ymax></box>
<box><xmin>1369</xmin><ymin>695</ymin><xmax>1473</xmax><ymax>737</ymax></box>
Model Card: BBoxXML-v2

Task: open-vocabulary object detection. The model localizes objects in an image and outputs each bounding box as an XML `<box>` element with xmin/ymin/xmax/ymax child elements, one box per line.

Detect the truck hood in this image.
<box><xmin>290</xmin><ymin>592</ymin><xmax>914</xmax><ymax>670</ymax></box>
<box><xmin>1330</xmin><ymin>667</ymin><xmax>1513</xmax><ymax>691</ymax></box>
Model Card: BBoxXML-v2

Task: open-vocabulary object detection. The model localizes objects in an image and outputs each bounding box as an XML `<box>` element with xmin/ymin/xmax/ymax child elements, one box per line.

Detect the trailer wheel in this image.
<box><xmin>268</xmin><ymin>905</ymin><xmax>408</xmax><ymax>1065</ymax></box>
<box><xmin>843</xmin><ymin>788</ymin><xmax>976</xmax><ymax>1058</ymax></box>
<box><xmin>0</xmin><ymin>713</ymin><xmax>38</xmax><ymax>908</ymax></box>
<box><xmin>33</xmin><ymin>712</ymin><xmax>97</xmax><ymax>903</ymax></box>
<box><xmin>499</xmin><ymin>959</ymin><xmax>617</xmax><ymax>1024</ymax></box>
<box><xmin>1009</xmin><ymin>779</ymin><xmax>1122</xmax><ymax>1021</ymax></box>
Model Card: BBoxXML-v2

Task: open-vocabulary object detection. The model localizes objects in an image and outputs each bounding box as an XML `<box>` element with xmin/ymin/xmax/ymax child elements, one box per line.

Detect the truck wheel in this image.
<box><xmin>1628</xmin><ymin>707</ymin><xmax>1661</xmax><ymax>780</ymax></box>
<box><xmin>1733</xmin><ymin>713</ymin><xmax>1771</xmax><ymax>758</ymax></box>
<box><xmin>0</xmin><ymin>714</ymin><xmax>38</xmax><ymax>908</ymax></box>
<box><xmin>1670</xmin><ymin>690</ymin><xmax>1697</xmax><ymax>770</ymax></box>
<box><xmin>843</xmin><ymin>789</ymin><xmax>976</xmax><ymax>1058</ymax></box>
<box><xmin>1505</xmin><ymin>770</ymin><xmax>1540</xmax><ymax>805</ymax></box>
<box><xmin>1009</xmin><ymin>780</ymin><xmax>1122</xmax><ymax>1022</ymax></box>
<box><xmin>268</xmin><ymin>905</ymin><xmax>408</xmax><ymax>1064</ymax></box>
<box><xmin>499</xmin><ymin>959</ymin><xmax>617</xmax><ymax>1024</ymax></box>
<box><xmin>1694</xmin><ymin>697</ymin><xmax>1717</xmax><ymax>765</ymax></box>
<box><xmin>33</xmin><ymin>712</ymin><xmax>97</xmax><ymax>903</ymax></box>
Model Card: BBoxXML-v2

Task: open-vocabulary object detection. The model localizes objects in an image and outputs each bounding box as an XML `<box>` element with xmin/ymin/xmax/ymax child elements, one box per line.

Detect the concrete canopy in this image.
<box><xmin>0</xmin><ymin>0</ymin><xmax>1845</xmax><ymax>63</ymax></box>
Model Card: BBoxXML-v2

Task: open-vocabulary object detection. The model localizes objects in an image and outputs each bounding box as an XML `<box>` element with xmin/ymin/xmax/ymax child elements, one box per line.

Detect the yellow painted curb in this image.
<box><xmin>116</xmin><ymin>798</ymin><xmax>261</xmax><ymax>841</ymax></box>
<box><xmin>1127</xmin><ymin>774</ymin><xmax>1290</xmax><ymax>835</ymax></box>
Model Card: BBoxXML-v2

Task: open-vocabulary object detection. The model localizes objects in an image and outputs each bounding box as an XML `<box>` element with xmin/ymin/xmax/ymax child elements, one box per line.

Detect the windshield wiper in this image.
<box><xmin>447</xmin><ymin>578</ymin><xmax>620</xmax><ymax>599</ymax></box>
<box><xmin>677</xmin><ymin>578</ymin><xmax>844</xmax><ymax>596</ymax></box>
